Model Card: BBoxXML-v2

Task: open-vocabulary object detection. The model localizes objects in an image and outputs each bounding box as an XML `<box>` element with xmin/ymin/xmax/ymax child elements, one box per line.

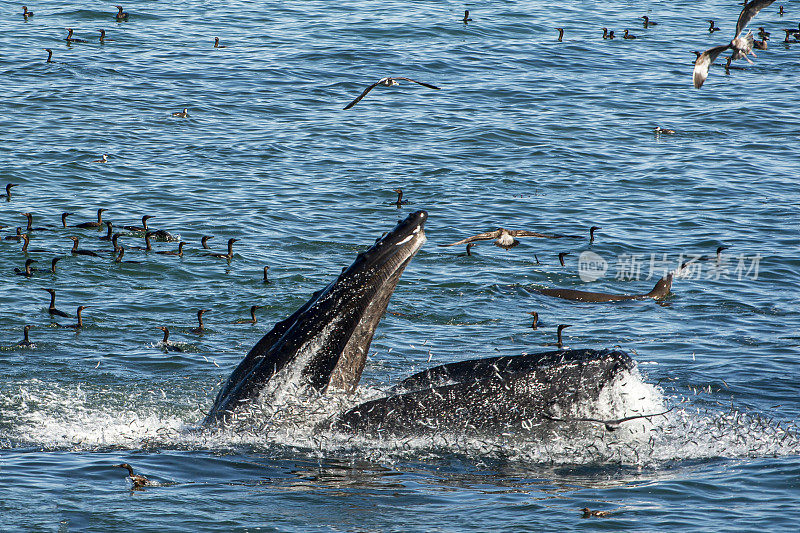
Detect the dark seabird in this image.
<box><xmin>16</xmin><ymin>325</ymin><xmax>34</xmax><ymax>347</ymax></box>
<box><xmin>343</xmin><ymin>77</ymin><xmax>441</xmax><ymax>110</ymax></box>
<box><xmin>5</xmin><ymin>227</ymin><xmax>23</xmax><ymax>241</ymax></box>
<box><xmin>122</xmin><ymin>215</ymin><xmax>154</xmax><ymax>233</ymax></box>
<box><xmin>783</xmin><ymin>28</ymin><xmax>798</xmax><ymax>42</ymax></box>
<box><xmin>754</xmin><ymin>36</ymin><xmax>769</xmax><ymax>49</ymax></box>
<box><xmin>582</xmin><ymin>509</ymin><xmax>611</xmax><ymax>518</ymax></box>
<box><xmin>462</xmin><ymin>10</ymin><xmax>472</xmax><ymax>24</ymax></box>
<box><xmin>779</xmin><ymin>5</ymin><xmax>784</xmax><ymax>16</ymax></box>
<box><xmin>156</xmin><ymin>326</ymin><xmax>183</xmax><ymax>352</ymax></box>
<box><xmin>757</xmin><ymin>26</ymin><xmax>771</xmax><ymax>38</ymax></box>
<box><xmin>1</xmin><ymin>183</ymin><xmax>17</xmax><ymax>200</ymax></box>
<box><xmin>98</xmin><ymin>29</ymin><xmax>113</xmax><ymax>43</ymax></box>
<box><xmin>50</xmin><ymin>257</ymin><xmax>63</xmax><ymax>273</ymax></box>
<box><xmin>20</xmin><ymin>234</ymin><xmax>48</xmax><ymax>254</ymax></box>
<box><xmin>128</xmin><ymin>231</ymin><xmax>153</xmax><ymax>251</ymax></box>
<box><xmin>654</xmin><ymin>126</ymin><xmax>675</xmax><ymax>134</ymax></box>
<box><xmin>114</xmin><ymin>246</ymin><xmax>140</xmax><ymax>264</ymax></box>
<box><xmin>65</xmin><ymin>28</ymin><xmax>88</xmax><ymax>43</ymax></box>
<box><xmin>21</xmin><ymin>212</ymin><xmax>47</xmax><ymax>232</ymax></box>
<box><xmin>111</xmin><ymin>233</ymin><xmax>122</xmax><ymax>253</ymax></box>
<box><xmin>61</xmin><ymin>212</ymin><xmax>73</xmax><ymax>228</ymax></box>
<box><xmin>608</xmin><ymin>30</ymin><xmax>616</xmax><ymax>39</ymax></box>
<box><xmin>61</xmin><ymin>306</ymin><xmax>90</xmax><ymax>329</ymax></box>
<box><xmin>93</xmin><ymin>154</ymin><xmax>108</xmax><ymax>163</ymax></box>
<box><xmin>465</xmin><ymin>242</ymin><xmax>478</xmax><ymax>256</ymax></box>
<box><xmin>190</xmin><ymin>309</ymin><xmax>209</xmax><ymax>334</ymax></box>
<box><xmin>14</xmin><ymin>259</ymin><xmax>38</xmax><ymax>277</ymax></box>
<box><xmin>172</xmin><ymin>108</ymin><xmax>189</xmax><ymax>118</ymax></box>
<box><xmin>209</xmin><ymin>238</ymin><xmax>237</xmax><ymax>259</ymax></box>
<box><xmin>74</xmin><ymin>208</ymin><xmax>107</xmax><ymax>229</ymax></box>
<box><xmin>68</xmin><ymin>236</ymin><xmax>100</xmax><ymax>257</ymax></box>
<box><xmin>394</xmin><ymin>188</ymin><xmax>408</xmax><ymax>207</ymax></box>
<box><xmin>602</xmin><ymin>27</ymin><xmax>610</xmax><ymax>39</ymax></box>
<box><xmin>641</xmin><ymin>16</ymin><xmax>658</xmax><ymax>27</ymax></box>
<box><xmin>440</xmin><ymin>228</ymin><xmax>580</xmax><ymax>250</ymax></box>
<box><xmin>694</xmin><ymin>1</ymin><xmax>776</xmax><ymax>88</ymax></box>
<box><xmin>234</xmin><ymin>305</ymin><xmax>262</xmax><ymax>324</ymax></box>
<box><xmin>113</xmin><ymin>464</ymin><xmax>149</xmax><ymax>488</ymax></box>
<box><xmin>623</xmin><ymin>29</ymin><xmax>637</xmax><ymax>39</ymax></box>
<box><xmin>263</xmin><ymin>265</ymin><xmax>270</xmax><ymax>283</ymax></box>
<box><xmin>708</xmin><ymin>20</ymin><xmax>721</xmax><ymax>33</ymax></box>
<box><xmin>556</xmin><ymin>27</ymin><xmax>564</xmax><ymax>41</ymax></box>
<box><xmin>201</xmin><ymin>235</ymin><xmax>214</xmax><ymax>249</ymax></box>
<box><xmin>214</xmin><ymin>37</ymin><xmax>226</xmax><ymax>48</ymax></box>
<box><xmin>45</xmin><ymin>48</ymin><xmax>53</xmax><ymax>63</ymax></box>
<box><xmin>41</xmin><ymin>288</ymin><xmax>70</xmax><ymax>317</ymax></box>
<box><xmin>99</xmin><ymin>221</ymin><xmax>114</xmax><ymax>241</ymax></box>
<box><xmin>22</xmin><ymin>6</ymin><xmax>33</xmax><ymax>17</ymax></box>
<box><xmin>725</xmin><ymin>56</ymin><xmax>746</xmax><ymax>72</ymax></box>
<box><xmin>528</xmin><ymin>311</ymin><xmax>539</xmax><ymax>330</ymax></box>
<box><xmin>589</xmin><ymin>226</ymin><xmax>601</xmax><ymax>244</ymax></box>
<box><xmin>558</xmin><ymin>252</ymin><xmax>570</xmax><ymax>266</ymax></box>
<box><xmin>155</xmin><ymin>241</ymin><xmax>185</xmax><ymax>256</ymax></box>
<box><xmin>114</xmin><ymin>5</ymin><xmax>129</xmax><ymax>22</ymax></box>
<box><xmin>557</xmin><ymin>324</ymin><xmax>571</xmax><ymax>348</ymax></box>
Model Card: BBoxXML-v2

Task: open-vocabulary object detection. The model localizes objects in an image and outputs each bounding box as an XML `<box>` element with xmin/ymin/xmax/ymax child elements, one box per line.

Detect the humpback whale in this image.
<box><xmin>205</xmin><ymin>211</ymin><xmax>646</xmax><ymax>436</ymax></box>
<box><xmin>534</xmin><ymin>273</ymin><xmax>672</xmax><ymax>302</ymax></box>
<box><xmin>205</xmin><ymin>210</ymin><xmax>428</xmax><ymax>424</ymax></box>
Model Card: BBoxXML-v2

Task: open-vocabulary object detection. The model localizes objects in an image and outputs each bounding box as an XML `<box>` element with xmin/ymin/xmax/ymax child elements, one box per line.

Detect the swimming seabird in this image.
<box><xmin>214</xmin><ymin>37</ymin><xmax>226</xmax><ymax>48</ymax></box>
<box><xmin>393</xmin><ymin>188</ymin><xmax>408</xmax><ymax>207</ymax></box>
<box><xmin>558</xmin><ymin>252</ymin><xmax>570</xmax><ymax>266</ymax></box>
<box><xmin>462</xmin><ymin>10</ymin><xmax>472</xmax><ymax>24</ymax></box>
<box><xmin>208</xmin><ymin>238</ymin><xmax>238</xmax><ymax>260</ymax></box>
<box><xmin>528</xmin><ymin>311</ymin><xmax>539</xmax><ymax>329</ymax></box>
<box><xmin>65</xmin><ymin>28</ymin><xmax>88</xmax><ymax>43</ymax></box>
<box><xmin>555</xmin><ymin>27</ymin><xmax>564</xmax><ymax>41</ymax></box>
<box><xmin>61</xmin><ymin>212</ymin><xmax>73</xmax><ymax>228</ymax></box>
<box><xmin>20</xmin><ymin>234</ymin><xmax>48</xmax><ymax>254</ymax></box>
<box><xmin>708</xmin><ymin>20</ymin><xmax>721</xmax><ymax>33</ymax></box>
<box><xmin>122</xmin><ymin>215</ymin><xmax>153</xmax><ymax>233</ymax></box>
<box><xmin>783</xmin><ymin>28</ymin><xmax>798</xmax><ymax>42</ymax></box>
<box><xmin>263</xmin><ymin>265</ymin><xmax>270</xmax><ymax>283</ymax></box>
<box><xmin>22</xmin><ymin>6</ymin><xmax>33</xmax><ymax>17</ymax></box>
<box><xmin>5</xmin><ymin>227</ymin><xmax>23</xmax><ymax>241</ymax></box>
<box><xmin>61</xmin><ymin>306</ymin><xmax>90</xmax><ymax>329</ymax></box>
<box><xmin>556</xmin><ymin>324</ymin><xmax>571</xmax><ymax>348</ymax></box>
<box><xmin>602</xmin><ymin>27</ymin><xmax>610</xmax><ymax>39</ymax></box>
<box><xmin>45</xmin><ymin>48</ymin><xmax>53</xmax><ymax>62</ymax></box>
<box><xmin>582</xmin><ymin>509</ymin><xmax>611</xmax><ymax>518</ymax></box>
<box><xmin>41</xmin><ymin>288</ymin><xmax>70</xmax><ymax>317</ymax></box>
<box><xmin>464</xmin><ymin>242</ymin><xmax>478</xmax><ymax>256</ymax></box>
<box><xmin>654</xmin><ymin>126</ymin><xmax>675</xmax><ymax>134</ymax></box>
<box><xmin>14</xmin><ymin>259</ymin><xmax>37</xmax><ymax>277</ymax></box>
<box><xmin>1</xmin><ymin>183</ymin><xmax>18</xmax><ymax>200</ymax></box>
<box><xmin>68</xmin><ymin>236</ymin><xmax>100</xmax><ymax>257</ymax></box>
<box><xmin>234</xmin><ymin>305</ymin><xmax>262</xmax><ymax>324</ymax></box>
<box><xmin>623</xmin><ymin>29</ymin><xmax>637</xmax><ymax>39</ymax></box>
<box><xmin>190</xmin><ymin>309</ymin><xmax>209</xmax><ymax>334</ymax></box>
<box><xmin>201</xmin><ymin>235</ymin><xmax>214</xmax><ymax>249</ymax></box>
<box><xmin>16</xmin><ymin>325</ymin><xmax>34</xmax><ymax>347</ymax></box>
<box><xmin>608</xmin><ymin>30</ymin><xmax>616</xmax><ymax>39</ymax></box>
<box><xmin>172</xmin><ymin>108</ymin><xmax>189</xmax><ymax>118</ymax></box>
<box><xmin>589</xmin><ymin>226</ymin><xmax>601</xmax><ymax>244</ymax></box>
<box><xmin>779</xmin><ymin>5</ymin><xmax>784</xmax><ymax>16</ymax></box>
<box><xmin>754</xmin><ymin>35</ymin><xmax>769</xmax><ymax>49</ymax></box>
<box><xmin>343</xmin><ymin>77</ymin><xmax>440</xmax><ymax>110</ymax></box>
<box><xmin>440</xmin><ymin>228</ymin><xmax>580</xmax><ymax>250</ymax></box>
<box><xmin>156</xmin><ymin>326</ymin><xmax>183</xmax><ymax>352</ymax></box>
<box><xmin>93</xmin><ymin>154</ymin><xmax>108</xmax><ymax>163</ymax></box>
<box><xmin>74</xmin><ymin>208</ymin><xmax>107</xmax><ymax>229</ymax></box>
<box><xmin>99</xmin><ymin>221</ymin><xmax>114</xmax><ymax>241</ymax></box>
<box><xmin>114</xmin><ymin>246</ymin><xmax>140</xmax><ymax>264</ymax></box>
<box><xmin>113</xmin><ymin>463</ymin><xmax>149</xmax><ymax>488</ymax></box>
<box><xmin>114</xmin><ymin>5</ymin><xmax>129</xmax><ymax>22</ymax></box>
<box><xmin>694</xmin><ymin>1</ymin><xmax>776</xmax><ymax>88</ymax></box>
<box><xmin>641</xmin><ymin>16</ymin><xmax>658</xmax><ymax>27</ymax></box>
<box><xmin>757</xmin><ymin>26</ymin><xmax>771</xmax><ymax>39</ymax></box>
<box><xmin>155</xmin><ymin>241</ymin><xmax>185</xmax><ymax>256</ymax></box>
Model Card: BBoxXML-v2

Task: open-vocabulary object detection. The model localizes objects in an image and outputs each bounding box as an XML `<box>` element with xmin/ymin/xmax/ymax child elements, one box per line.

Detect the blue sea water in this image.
<box><xmin>1</xmin><ymin>0</ymin><xmax>799</xmax><ymax>531</ymax></box>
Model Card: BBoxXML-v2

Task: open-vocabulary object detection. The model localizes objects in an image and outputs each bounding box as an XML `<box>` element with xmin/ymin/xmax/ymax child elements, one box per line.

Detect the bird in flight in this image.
<box><xmin>439</xmin><ymin>228</ymin><xmax>581</xmax><ymax>250</ymax></box>
<box><xmin>343</xmin><ymin>77</ymin><xmax>440</xmax><ymax>110</ymax></box>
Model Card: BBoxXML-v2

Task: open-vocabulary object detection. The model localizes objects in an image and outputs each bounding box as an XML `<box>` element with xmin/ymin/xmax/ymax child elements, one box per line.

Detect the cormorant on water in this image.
<box><xmin>114</xmin><ymin>246</ymin><xmax>140</xmax><ymax>264</ymax></box>
<box><xmin>114</xmin><ymin>5</ymin><xmax>129</xmax><ymax>22</ymax></box>
<box><xmin>68</xmin><ymin>236</ymin><xmax>100</xmax><ymax>257</ymax></box>
<box><xmin>462</xmin><ymin>10</ymin><xmax>472</xmax><ymax>24</ymax></box>
<box><xmin>641</xmin><ymin>16</ymin><xmax>658</xmax><ymax>27</ymax></box>
<box><xmin>61</xmin><ymin>212</ymin><xmax>73</xmax><ymax>228</ymax></box>
<box><xmin>16</xmin><ymin>325</ymin><xmax>34</xmax><ymax>347</ymax></box>
<box><xmin>172</xmin><ymin>108</ymin><xmax>189</xmax><ymax>118</ymax></box>
<box><xmin>1</xmin><ymin>183</ymin><xmax>17</xmax><ymax>201</ymax></box>
<box><xmin>156</xmin><ymin>327</ymin><xmax>183</xmax><ymax>352</ymax></box>
<box><xmin>65</xmin><ymin>28</ymin><xmax>88</xmax><ymax>43</ymax></box>
<box><xmin>558</xmin><ymin>252</ymin><xmax>570</xmax><ymax>266</ymax></box>
<box><xmin>93</xmin><ymin>153</ymin><xmax>108</xmax><ymax>162</ymax></box>
<box><xmin>393</xmin><ymin>188</ymin><xmax>409</xmax><ymax>207</ymax></box>
<box><xmin>190</xmin><ymin>309</ymin><xmax>209</xmax><ymax>334</ymax></box>
<box><xmin>14</xmin><ymin>258</ymin><xmax>38</xmax><ymax>277</ymax></box>
<box><xmin>557</xmin><ymin>324</ymin><xmax>571</xmax><ymax>348</ymax></box>
<box><xmin>155</xmin><ymin>241</ymin><xmax>185</xmax><ymax>256</ymax></box>
<box><xmin>214</xmin><ymin>37</ymin><xmax>227</xmax><ymax>48</ymax></box>
<box><xmin>45</xmin><ymin>48</ymin><xmax>52</xmax><ymax>62</ymax></box>
<box><xmin>201</xmin><ymin>235</ymin><xmax>214</xmax><ymax>249</ymax></box>
<box><xmin>22</xmin><ymin>6</ymin><xmax>34</xmax><ymax>17</ymax></box>
<box><xmin>60</xmin><ymin>306</ymin><xmax>90</xmax><ymax>329</ymax></box>
<box><xmin>50</xmin><ymin>257</ymin><xmax>63</xmax><ymax>273</ymax></box>
<box><xmin>99</xmin><ymin>221</ymin><xmax>114</xmax><ymax>240</ymax></box>
<box><xmin>5</xmin><ymin>227</ymin><xmax>23</xmax><ymax>241</ymax></box>
<box><xmin>623</xmin><ymin>29</ymin><xmax>637</xmax><ymax>39</ymax></box>
<box><xmin>21</xmin><ymin>212</ymin><xmax>47</xmax><ymax>231</ymax></box>
<box><xmin>555</xmin><ymin>28</ymin><xmax>564</xmax><ymax>41</ymax></box>
<box><xmin>74</xmin><ymin>208</ymin><xmax>107</xmax><ymax>229</ymax></box>
<box><xmin>234</xmin><ymin>305</ymin><xmax>263</xmax><ymax>324</ymax></box>
<box><xmin>263</xmin><ymin>265</ymin><xmax>270</xmax><ymax>283</ymax></box>
<box><xmin>40</xmin><ymin>288</ymin><xmax>70</xmax><ymax>317</ymax></box>
<box><xmin>343</xmin><ymin>77</ymin><xmax>441</xmax><ymax>110</ymax></box>
<box><xmin>113</xmin><ymin>464</ymin><xmax>149</xmax><ymax>488</ymax></box>
<box><xmin>528</xmin><ymin>311</ymin><xmax>539</xmax><ymax>329</ymax></box>
<box><xmin>589</xmin><ymin>226</ymin><xmax>601</xmax><ymax>244</ymax></box>
<box><xmin>123</xmin><ymin>215</ymin><xmax>153</xmax><ymax>233</ymax></box>
<box><xmin>129</xmin><ymin>231</ymin><xmax>154</xmax><ymax>251</ymax></box>
<box><xmin>208</xmin><ymin>238</ymin><xmax>238</xmax><ymax>260</ymax></box>
<box><xmin>20</xmin><ymin>234</ymin><xmax>48</xmax><ymax>253</ymax></box>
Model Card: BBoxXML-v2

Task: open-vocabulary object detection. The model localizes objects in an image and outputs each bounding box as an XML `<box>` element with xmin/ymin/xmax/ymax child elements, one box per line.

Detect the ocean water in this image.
<box><xmin>1</xmin><ymin>0</ymin><xmax>799</xmax><ymax>531</ymax></box>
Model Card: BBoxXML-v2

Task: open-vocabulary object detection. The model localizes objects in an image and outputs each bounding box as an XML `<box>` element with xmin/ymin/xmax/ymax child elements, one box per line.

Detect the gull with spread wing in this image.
<box><xmin>693</xmin><ymin>0</ymin><xmax>776</xmax><ymax>88</ymax></box>
<box><xmin>439</xmin><ymin>228</ymin><xmax>581</xmax><ymax>250</ymax></box>
<box><xmin>343</xmin><ymin>77</ymin><xmax>440</xmax><ymax>110</ymax></box>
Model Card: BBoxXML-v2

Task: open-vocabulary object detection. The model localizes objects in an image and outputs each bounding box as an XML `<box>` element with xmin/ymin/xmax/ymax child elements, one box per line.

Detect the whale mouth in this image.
<box><xmin>205</xmin><ymin>211</ymin><xmax>427</xmax><ymax>425</ymax></box>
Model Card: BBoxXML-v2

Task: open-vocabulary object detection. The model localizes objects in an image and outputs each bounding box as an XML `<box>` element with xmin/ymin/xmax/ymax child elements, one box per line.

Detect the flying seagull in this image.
<box><xmin>439</xmin><ymin>228</ymin><xmax>581</xmax><ymax>250</ymax></box>
<box><xmin>693</xmin><ymin>0</ymin><xmax>776</xmax><ymax>88</ymax></box>
<box><xmin>343</xmin><ymin>77</ymin><xmax>440</xmax><ymax>110</ymax></box>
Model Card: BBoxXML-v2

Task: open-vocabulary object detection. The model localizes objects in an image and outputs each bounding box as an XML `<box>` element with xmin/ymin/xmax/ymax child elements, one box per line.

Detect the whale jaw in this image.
<box><xmin>205</xmin><ymin>211</ymin><xmax>427</xmax><ymax>425</ymax></box>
